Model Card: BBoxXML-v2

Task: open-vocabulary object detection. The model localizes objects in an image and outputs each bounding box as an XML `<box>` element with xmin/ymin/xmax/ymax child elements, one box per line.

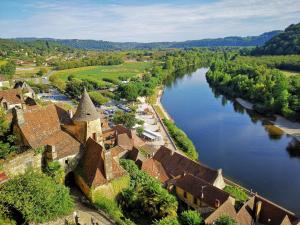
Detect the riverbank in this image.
<box><xmin>236</xmin><ymin>98</ymin><xmax>300</xmax><ymax>141</ymax></box>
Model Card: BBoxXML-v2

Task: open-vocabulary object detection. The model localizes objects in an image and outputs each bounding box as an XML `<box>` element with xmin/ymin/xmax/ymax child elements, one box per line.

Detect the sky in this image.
<box><xmin>0</xmin><ymin>0</ymin><xmax>300</xmax><ymax>42</ymax></box>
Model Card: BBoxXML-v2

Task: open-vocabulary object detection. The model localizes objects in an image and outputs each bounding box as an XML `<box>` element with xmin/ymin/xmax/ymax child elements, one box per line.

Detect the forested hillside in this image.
<box><xmin>13</xmin><ymin>31</ymin><xmax>280</xmax><ymax>50</ymax></box>
<box><xmin>252</xmin><ymin>23</ymin><xmax>300</xmax><ymax>55</ymax></box>
<box><xmin>0</xmin><ymin>38</ymin><xmax>75</xmax><ymax>58</ymax></box>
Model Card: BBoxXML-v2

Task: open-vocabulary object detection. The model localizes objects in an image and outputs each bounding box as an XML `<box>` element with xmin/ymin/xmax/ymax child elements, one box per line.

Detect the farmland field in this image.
<box><xmin>50</xmin><ymin>62</ymin><xmax>150</xmax><ymax>82</ymax></box>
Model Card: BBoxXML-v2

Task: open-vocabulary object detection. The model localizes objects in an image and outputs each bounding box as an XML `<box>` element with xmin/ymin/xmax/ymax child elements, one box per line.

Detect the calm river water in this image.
<box><xmin>161</xmin><ymin>68</ymin><xmax>300</xmax><ymax>213</ymax></box>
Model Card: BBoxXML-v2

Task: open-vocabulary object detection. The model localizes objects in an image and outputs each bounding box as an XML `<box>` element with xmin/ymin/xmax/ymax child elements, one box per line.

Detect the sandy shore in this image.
<box><xmin>236</xmin><ymin>98</ymin><xmax>300</xmax><ymax>141</ymax></box>
<box><xmin>156</xmin><ymin>88</ymin><xmax>173</xmax><ymax>121</ymax></box>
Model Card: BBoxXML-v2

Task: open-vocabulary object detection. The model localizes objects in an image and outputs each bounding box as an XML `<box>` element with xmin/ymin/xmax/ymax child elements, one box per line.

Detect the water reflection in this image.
<box><xmin>161</xmin><ymin>68</ymin><xmax>300</xmax><ymax>212</ymax></box>
<box><xmin>286</xmin><ymin>138</ymin><xmax>300</xmax><ymax>159</ymax></box>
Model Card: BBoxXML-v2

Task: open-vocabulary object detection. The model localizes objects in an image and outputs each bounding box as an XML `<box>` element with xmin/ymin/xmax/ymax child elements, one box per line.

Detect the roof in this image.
<box><xmin>14</xmin><ymin>81</ymin><xmax>35</xmax><ymax>94</ymax></box>
<box><xmin>117</xmin><ymin>133</ymin><xmax>133</xmax><ymax>150</ymax></box>
<box><xmin>141</xmin><ymin>158</ymin><xmax>170</xmax><ymax>183</ymax></box>
<box><xmin>153</xmin><ymin>146</ymin><xmax>219</xmax><ymax>184</ymax></box>
<box><xmin>236</xmin><ymin>197</ymin><xmax>255</xmax><ymax>225</ymax></box>
<box><xmin>0</xmin><ymin>88</ymin><xmax>23</xmax><ymax>105</ymax></box>
<box><xmin>175</xmin><ymin>174</ymin><xmax>230</xmax><ymax>208</ymax></box>
<box><xmin>72</xmin><ymin>89</ymin><xmax>100</xmax><ymax>122</ymax></box>
<box><xmin>79</xmin><ymin>138</ymin><xmax>126</xmax><ymax>188</ymax></box>
<box><xmin>16</xmin><ymin>104</ymin><xmax>81</xmax><ymax>159</ymax></box>
<box><xmin>205</xmin><ymin>199</ymin><xmax>239</xmax><ymax>224</ymax></box>
<box><xmin>254</xmin><ymin>195</ymin><xmax>297</xmax><ymax>225</ymax></box>
<box><xmin>0</xmin><ymin>172</ymin><xmax>8</xmax><ymax>184</ymax></box>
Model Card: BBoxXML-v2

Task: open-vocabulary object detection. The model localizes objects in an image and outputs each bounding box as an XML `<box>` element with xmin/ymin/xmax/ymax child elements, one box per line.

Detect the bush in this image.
<box><xmin>180</xmin><ymin>210</ymin><xmax>202</xmax><ymax>225</ymax></box>
<box><xmin>152</xmin><ymin>216</ymin><xmax>179</xmax><ymax>225</ymax></box>
<box><xmin>214</xmin><ymin>215</ymin><xmax>237</xmax><ymax>225</ymax></box>
<box><xmin>88</xmin><ymin>91</ymin><xmax>109</xmax><ymax>106</ymax></box>
<box><xmin>162</xmin><ymin>119</ymin><xmax>198</xmax><ymax>160</ymax></box>
<box><xmin>119</xmin><ymin>160</ymin><xmax>178</xmax><ymax>220</ymax></box>
<box><xmin>0</xmin><ymin>170</ymin><xmax>74</xmax><ymax>223</ymax></box>
<box><xmin>223</xmin><ymin>185</ymin><xmax>248</xmax><ymax>203</ymax></box>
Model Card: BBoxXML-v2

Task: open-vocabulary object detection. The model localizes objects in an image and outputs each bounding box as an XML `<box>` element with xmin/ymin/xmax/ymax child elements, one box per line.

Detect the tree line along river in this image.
<box><xmin>161</xmin><ymin>68</ymin><xmax>300</xmax><ymax>213</ymax></box>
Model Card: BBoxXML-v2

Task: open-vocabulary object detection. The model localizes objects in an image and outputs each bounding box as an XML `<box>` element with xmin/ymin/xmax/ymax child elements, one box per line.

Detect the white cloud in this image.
<box><xmin>0</xmin><ymin>0</ymin><xmax>300</xmax><ymax>42</ymax></box>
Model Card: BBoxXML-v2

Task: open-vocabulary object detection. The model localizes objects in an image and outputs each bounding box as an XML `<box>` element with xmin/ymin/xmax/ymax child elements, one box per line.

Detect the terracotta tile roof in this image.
<box><xmin>254</xmin><ymin>195</ymin><xmax>297</xmax><ymax>225</ymax></box>
<box><xmin>175</xmin><ymin>174</ymin><xmax>230</xmax><ymax>208</ymax></box>
<box><xmin>154</xmin><ymin>146</ymin><xmax>219</xmax><ymax>184</ymax></box>
<box><xmin>117</xmin><ymin>133</ymin><xmax>133</xmax><ymax>150</ymax></box>
<box><xmin>17</xmin><ymin>104</ymin><xmax>81</xmax><ymax>159</ymax></box>
<box><xmin>141</xmin><ymin>158</ymin><xmax>170</xmax><ymax>183</ymax></box>
<box><xmin>0</xmin><ymin>88</ymin><xmax>23</xmax><ymax>105</ymax></box>
<box><xmin>41</xmin><ymin>130</ymin><xmax>81</xmax><ymax>159</ymax></box>
<box><xmin>79</xmin><ymin>138</ymin><xmax>126</xmax><ymax>188</ymax></box>
<box><xmin>0</xmin><ymin>172</ymin><xmax>8</xmax><ymax>184</ymax></box>
<box><xmin>110</xmin><ymin>145</ymin><xmax>126</xmax><ymax>157</ymax></box>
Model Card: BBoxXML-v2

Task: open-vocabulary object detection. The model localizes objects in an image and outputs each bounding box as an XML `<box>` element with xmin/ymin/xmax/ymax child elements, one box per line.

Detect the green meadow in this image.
<box><xmin>50</xmin><ymin>62</ymin><xmax>150</xmax><ymax>82</ymax></box>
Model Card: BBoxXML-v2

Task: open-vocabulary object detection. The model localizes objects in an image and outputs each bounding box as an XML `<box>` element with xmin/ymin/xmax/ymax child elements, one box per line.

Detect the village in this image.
<box><xmin>0</xmin><ymin>78</ymin><xmax>299</xmax><ymax>225</ymax></box>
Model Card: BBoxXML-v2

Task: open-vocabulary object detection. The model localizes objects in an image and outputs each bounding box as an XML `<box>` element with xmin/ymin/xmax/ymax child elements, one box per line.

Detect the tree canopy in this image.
<box><xmin>0</xmin><ymin>170</ymin><xmax>74</xmax><ymax>223</ymax></box>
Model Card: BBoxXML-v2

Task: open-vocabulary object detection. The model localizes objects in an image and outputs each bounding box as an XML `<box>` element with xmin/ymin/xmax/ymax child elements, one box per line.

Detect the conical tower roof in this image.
<box><xmin>72</xmin><ymin>89</ymin><xmax>100</xmax><ymax>122</ymax></box>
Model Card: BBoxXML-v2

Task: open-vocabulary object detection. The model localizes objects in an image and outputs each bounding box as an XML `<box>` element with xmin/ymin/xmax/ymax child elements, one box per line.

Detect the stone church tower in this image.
<box><xmin>72</xmin><ymin>89</ymin><xmax>102</xmax><ymax>144</ymax></box>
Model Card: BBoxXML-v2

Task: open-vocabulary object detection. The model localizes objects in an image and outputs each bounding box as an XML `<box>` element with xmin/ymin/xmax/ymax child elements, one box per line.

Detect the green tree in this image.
<box><xmin>214</xmin><ymin>215</ymin><xmax>237</xmax><ymax>225</ymax></box>
<box><xmin>152</xmin><ymin>216</ymin><xmax>179</xmax><ymax>225</ymax></box>
<box><xmin>113</xmin><ymin>111</ymin><xmax>138</xmax><ymax>129</ymax></box>
<box><xmin>0</xmin><ymin>170</ymin><xmax>74</xmax><ymax>223</ymax></box>
<box><xmin>180</xmin><ymin>210</ymin><xmax>202</xmax><ymax>225</ymax></box>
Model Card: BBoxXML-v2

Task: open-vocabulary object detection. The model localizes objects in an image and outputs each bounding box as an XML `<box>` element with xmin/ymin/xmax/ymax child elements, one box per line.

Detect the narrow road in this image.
<box><xmin>70</xmin><ymin>185</ymin><xmax>115</xmax><ymax>225</ymax></box>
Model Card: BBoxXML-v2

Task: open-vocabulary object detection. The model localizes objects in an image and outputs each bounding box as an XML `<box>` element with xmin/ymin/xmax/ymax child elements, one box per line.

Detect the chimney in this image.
<box><xmin>46</xmin><ymin>145</ymin><xmax>57</xmax><ymax>160</ymax></box>
<box><xmin>217</xmin><ymin>168</ymin><xmax>222</xmax><ymax>175</ymax></box>
<box><xmin>12</xmin><ymin>107</ymin><xmax>25</xmax><ymax>125</ymax></box>
<box><xmin>255</xmin><ymin>201</ymin><xmax>262</xmax><ymax>222</ymax></box>
<box><xmin>104</xmin><ymin>150</ymin><xmax>113</xmax><ymax>180</ymax></box>
<box><xmin>215</xmin><ymin>199</ymin><xmax>220</xmax><ymax>208</ymax></box>
<box><xmin>68</xmin><ymin>109</ymin><xmax>73</xmax><ymax>119</ymax></box>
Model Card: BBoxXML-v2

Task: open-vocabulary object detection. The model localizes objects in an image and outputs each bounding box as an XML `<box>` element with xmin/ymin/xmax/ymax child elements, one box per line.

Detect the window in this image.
<box><xmin>93</xmin><ymin>133</ymin><xmax>97</xmax><ymax>140</ymax></box>
<box><xmin>183</xmin><ymin>191</ymin><xmax>187</xmax><ymax>198</ymax></box>
<box><xmin>193</xmin><ymin>197</ymin><xmax>197</xmax><ymax>205</ymax></box>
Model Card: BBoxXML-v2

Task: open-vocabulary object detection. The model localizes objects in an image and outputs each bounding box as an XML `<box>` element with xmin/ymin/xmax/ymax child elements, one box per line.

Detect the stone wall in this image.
<box><xmin>2</xmin><ymin>150</ymin><xmax>42</xmax><ymax>177</ymax></box>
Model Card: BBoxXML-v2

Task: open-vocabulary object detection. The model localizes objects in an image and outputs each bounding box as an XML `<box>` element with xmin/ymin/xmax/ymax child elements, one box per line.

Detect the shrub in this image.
<box><xmin>152</xmin><ymin>216</ymin><xmax>179</xmax><ymax>225</ymax></box>
<box><xmin>119</xmin><ymin>159</ymin><xmax>178</xmax><ymax>220</ymax></box>
<box><xmin>214</xmin><ymin>215</ymin><xmax>237</xmax><ymax>225</ymax></box>
<box><xmin>223</xmin><ymin>185</ymin><xmax>248</xmax><ymax>203</ymax></box>
<box><xmin>0</xmin><ymin>170</ymin><xmax>74</xmax><ymax>223</ymax></box>
<box><xmin>88</xmin><ymin>91</ymin><xmax>109</xmax><ymax>106</ymax></box>
<box><xmin>162</xmin><ymin>119</ymin><xmax>198</xmax><ymax>160</ymax></box>
<box><xmin>180</xmin><ymin>210</ymin><xmax>202</xmax><ymax>225</ymax></box>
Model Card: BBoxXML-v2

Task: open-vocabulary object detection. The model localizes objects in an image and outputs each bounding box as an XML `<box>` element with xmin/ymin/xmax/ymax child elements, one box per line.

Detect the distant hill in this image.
<box><xmin>0</xmin><ymin>38</ymin><xmax>75</xmax><ymax>57</ymax></box>
<box><xmin>13</xmin><ymin>31</ymin><xmax>280</xmax><ymax>50</ymax></box>
<box><xmin>252</xmin><ymin>23</ymin><xmax>300</xmax><ymax>55</ymax></box>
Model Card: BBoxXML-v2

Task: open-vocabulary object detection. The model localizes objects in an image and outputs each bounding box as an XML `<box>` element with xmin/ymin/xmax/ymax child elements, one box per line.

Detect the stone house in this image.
<box><xmin>138</xmin><ymin>146</ymin><xmax>226</xmax><ymax>189</ymax></box>
<box><xmin>14</xmin><ymin>81</ymin><xmax>35</xmax><ymax>99</ymax></box>
<box><xmin>0</xmin><ymin>88</ymin><xmax>24</xmax><ymax>111</ymax></box>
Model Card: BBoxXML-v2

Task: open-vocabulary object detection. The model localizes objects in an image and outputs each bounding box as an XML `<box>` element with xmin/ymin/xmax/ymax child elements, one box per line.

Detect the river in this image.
<box><xmin>161</xmin><ymin>68</ymin><xmax>300</xmax><ymax>213</ymax></box>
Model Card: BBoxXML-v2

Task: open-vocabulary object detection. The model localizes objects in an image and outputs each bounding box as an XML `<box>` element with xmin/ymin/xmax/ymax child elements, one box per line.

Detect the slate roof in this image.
<box><xmin>72</xmin><ymin>89</ymin><xmax>100</xmax><ymax>122</ymax></box>
<box><xmin>153</xmin><ymin>146</ymin><xmax>219</xmax><ymax>184</ymax></box>
<box><xmin>0</xmin><ymin>88</ymin><xmax>23</xmax><ymax>105</ymax></box>
<box><xmin>79</xmin><ymin>138</ymin><xmax>126</xmax><ymax>188</ymax></box>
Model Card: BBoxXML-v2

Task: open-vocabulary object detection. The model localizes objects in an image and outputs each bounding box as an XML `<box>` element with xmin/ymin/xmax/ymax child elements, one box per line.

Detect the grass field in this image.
<box><xmin>280</xmin><ymin>69</ymin><xmax>300</xmax><ymax>77</ymax></box>
<box><xmin>50</xmin><ymin>62</ymin><xmax>150</xmax><ymax>83</ymax></box>
<box><xmin>14</xmin><ymin>66</ymin><xmax>50</xmax><ymax>78</ymax></box>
